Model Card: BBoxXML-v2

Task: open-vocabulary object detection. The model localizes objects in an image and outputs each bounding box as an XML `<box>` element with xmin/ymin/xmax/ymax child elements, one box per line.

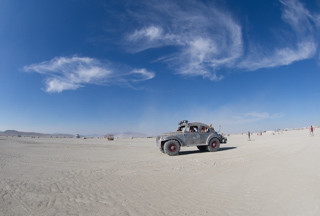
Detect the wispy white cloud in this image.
<box><xmin>23</xmin><ymin>56</ymin><xmax>155</xmax><ymax>93</ymax></box>
<box><xmin>123</xmin><ymin>0</ymin><xmax>319</xmax><ymax>78</ymax></box>
<box><xmin>239</xmin><ymin>40</ymin><xmax>316</xmax><ymax>71</ymax></box>
<box><xmin>124</xmin><ymin>0</ymin><xmax>243</xmax><ymax>81</ymax></box>
<box><xmin>280</xmin><ymin>0</ymin><xmax>313</xmax><ymax>34</ymax></box>
<box><xmin>128</xmin><ymin>26</ymin><xmax>163</xmax><ymax>42</ymax></box>
<box><xmin>130</xmin><ymin>69</ymin><xmax>155</xmax><ymax>82</ymax></box>
<box><xmin>239</xmin><ymin>0</ymin><xmax>318</xmax><ymax>70</ymax></box>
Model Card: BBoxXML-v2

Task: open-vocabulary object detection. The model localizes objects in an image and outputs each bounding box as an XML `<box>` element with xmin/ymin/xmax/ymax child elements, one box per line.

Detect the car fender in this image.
<box><xmin>206</xmin><ymin>134</ymin><xmax>220</xmax><ymax>145</ymax></box>
<box><xmin>161</xmin><ymin>136</ymin><xmax>184</xmax><ymax>146</ymax></box>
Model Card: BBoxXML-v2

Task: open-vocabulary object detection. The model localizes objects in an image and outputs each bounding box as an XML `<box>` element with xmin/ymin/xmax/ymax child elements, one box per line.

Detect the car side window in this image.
<box><xmin>189</xmin><ymin>126</ymin><xmax>198</xmax><ymax>132</ymax></box>
<box><xmin>200</xmin><ymin>126</ymin><xmax>210</xmax><ymax>133</ymax></box>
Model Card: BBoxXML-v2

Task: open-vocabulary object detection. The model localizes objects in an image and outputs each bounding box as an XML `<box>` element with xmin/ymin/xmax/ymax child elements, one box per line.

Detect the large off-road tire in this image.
<box><xmin>197</xmin><ymin>146</ymin><xmax>207</xmax><ymax>152</ymax></box>
<box><xmin>160</xmin><ymin>147</ymin><xmax>165</xmax><ymax>153</ymax></box>
<box><xmin>207</xmin><ymin>138</ymin><xmax>220</xmax><ymax>152</ymax></box>
<box><xmin>164</xmin><ymin>140</ymin><xmax>180</xmax><ymax>156</ymax></box>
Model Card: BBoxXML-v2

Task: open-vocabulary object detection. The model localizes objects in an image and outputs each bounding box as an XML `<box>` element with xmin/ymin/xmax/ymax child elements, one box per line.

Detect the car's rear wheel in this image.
<box><xmin>197</xmin><ymin>146</ymin><xmax>207</xmax><ymax>152</ymax></box>
<box><xmin>207</xmin><ymin>138</ymin><xmax>220</xmax><ymax>152</ymax></box>
<box><xmin>164</xmin><ymin>140</ymin><xmax>180</xmax><ymax>156</ymax></box>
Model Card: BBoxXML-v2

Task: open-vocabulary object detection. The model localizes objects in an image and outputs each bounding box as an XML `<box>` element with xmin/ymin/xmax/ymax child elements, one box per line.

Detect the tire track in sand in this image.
<box><xmin>0</xmin><ymin>179</ymin><xmax>33</xmax><ymax>216</ymax></box>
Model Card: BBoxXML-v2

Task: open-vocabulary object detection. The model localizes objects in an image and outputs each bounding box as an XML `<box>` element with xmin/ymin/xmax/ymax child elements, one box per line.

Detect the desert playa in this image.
<box><xmin>1</xmin><ymin>128</ymin><xmax>320</xmax><ymax>216</ymax></box>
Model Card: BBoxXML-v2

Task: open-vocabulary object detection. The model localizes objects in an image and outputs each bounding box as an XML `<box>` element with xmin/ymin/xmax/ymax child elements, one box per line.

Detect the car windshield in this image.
<box><xmin>185</xmin><ymin>125</ymin><xmax>198</xmax><ymax>132</ymax></box>
<box><xmin>177</xmin><ymin>125</ymin><xmax>186</xmax><ymax>132</ymax></box>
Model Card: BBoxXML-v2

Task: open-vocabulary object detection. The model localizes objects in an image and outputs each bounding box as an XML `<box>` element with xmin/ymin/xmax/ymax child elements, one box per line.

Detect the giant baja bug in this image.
<box><xmin>156</xmin><ymin>120</ymin><xmax>227</xmax><ymax>156</ymax></box>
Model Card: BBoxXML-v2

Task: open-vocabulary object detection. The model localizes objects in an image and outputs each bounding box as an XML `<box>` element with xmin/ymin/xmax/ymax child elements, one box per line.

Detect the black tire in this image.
<box><xmin>160</xmin><ymin>147</ymin><xmax>165</xmax><ymax>153</ymax></box>
<box><xmin>207</xmin><ymin>138</ymin><xmax>220</xmax><ymax>152</ymax></box>
<box><xmin>197</xmin><ymin>146</ymin><xmax>207</xmax><ymax>152</ymax></box>
<box><xmin>164</xmin><ymin>140</ymin><xmax>180</xmax><ymax>156</ymax></box>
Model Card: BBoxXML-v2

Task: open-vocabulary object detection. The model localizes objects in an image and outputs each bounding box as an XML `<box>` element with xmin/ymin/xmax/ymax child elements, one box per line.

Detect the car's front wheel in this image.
<box><xmin>164</xmin><ymin>140</ymin><xmax>180</xmax><ymax>156</ymax></box>
<box><xmin>207</xmin><ymin>138</ymin><xmax>220</xmax><ymax>152</ymax></box>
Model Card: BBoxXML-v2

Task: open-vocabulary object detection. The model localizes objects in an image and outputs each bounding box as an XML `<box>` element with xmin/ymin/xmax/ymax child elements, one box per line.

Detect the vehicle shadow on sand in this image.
<box><xmin>179</xmin><ymin>147</ymin><xmax>237</xmax><ymax>156</ymax></box>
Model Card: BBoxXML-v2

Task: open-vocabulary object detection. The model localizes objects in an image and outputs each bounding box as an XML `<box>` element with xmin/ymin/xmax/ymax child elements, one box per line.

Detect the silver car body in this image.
<box><xmin>156</xmin><ymin>121</ymin><xmax>227</xmax><ymax>150</ymax></box>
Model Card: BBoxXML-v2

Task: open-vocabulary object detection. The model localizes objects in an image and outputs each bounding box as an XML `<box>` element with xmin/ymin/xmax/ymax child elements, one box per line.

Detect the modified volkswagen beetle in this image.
<box><xmin>156</xmin><ymin>120</ymin><xmax>227</xmax><ymax>156</ymax></box>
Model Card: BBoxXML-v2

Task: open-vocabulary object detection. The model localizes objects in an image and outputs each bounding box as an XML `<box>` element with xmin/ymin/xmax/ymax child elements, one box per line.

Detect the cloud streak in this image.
<box><xmin>239</xmin><ymin>40</ymin><xmax>316</xmax><ymax>71</ymax></box>
<box><xmin>125</xmin><ymin>0</ymin><xmax>243</xmax><ymax>81</ymax></box>
<box><xmin>23</xmin><ymin>56</ymin><xmax>155</xmax><ymax>93</ymax></box>
<box><xmin>123</xmin><ymin>0</ymin><xmax>319</xmax><ymax>78</ymax></box>
<box><xmin>239</xmin><ymin>0</ymin><xmax>318</xmax><ymax>70</ymax></box>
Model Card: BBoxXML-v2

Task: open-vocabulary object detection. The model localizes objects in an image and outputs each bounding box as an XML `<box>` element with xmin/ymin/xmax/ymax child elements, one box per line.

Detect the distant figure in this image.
<box><xmin>310</xmin><ymin>125</ymin><xmax>314</xmax><ymax>136</ymax></box>
<box><xmin>248</xmin><ymin>131</ymin><xmax>251</xmax><ymax>141</ymax></box>
<box><xmin>201</xmin><ymin>126</ymin><xmax>208</xmax><ymax>132</ymax></box>
<box><xmin>189</xmin><ymin>126</ymin><xmax>197</xmax><ymax>132</ymax></box>
<box><xmin>209</xmin><ymin>124</ymin><xmax>215</xmax><ymax>131</ymax></box>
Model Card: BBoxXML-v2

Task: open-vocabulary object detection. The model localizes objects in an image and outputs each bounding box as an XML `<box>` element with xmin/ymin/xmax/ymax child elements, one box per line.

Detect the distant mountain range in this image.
<box><xmin>0</xmin><ymin>130</ymin><xmax>74</xmax><ymax>138</ymax></box>
<box><xmin>0</xmin><ymin>130</ymin><xmax>150</xmax><ymax>138</ymax></box>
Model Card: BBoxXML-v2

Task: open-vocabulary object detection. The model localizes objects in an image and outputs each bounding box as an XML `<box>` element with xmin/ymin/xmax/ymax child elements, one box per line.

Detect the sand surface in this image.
<box><xmin>1</xmin><ymin>129</ymin><xmax>320</xmax><ymax>216</ymax></box>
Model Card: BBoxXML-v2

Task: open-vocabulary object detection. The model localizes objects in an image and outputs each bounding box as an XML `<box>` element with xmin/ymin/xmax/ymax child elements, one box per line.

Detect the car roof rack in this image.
<box><xmin>178</xmin><ymin>120</ymin><xmax>188</xmax><ymax>126</ymax></box>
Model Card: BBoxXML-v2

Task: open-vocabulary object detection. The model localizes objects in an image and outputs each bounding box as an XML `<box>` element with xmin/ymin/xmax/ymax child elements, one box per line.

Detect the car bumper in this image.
<box><xmin>156</xmin><ymin>137</ymin><xmax>161</xmax><ymax>147</ymax></box>
<box><xmin>221</xmin><ymin>138</ymin><xmax>227</xmax><ymax>143</ymax></box>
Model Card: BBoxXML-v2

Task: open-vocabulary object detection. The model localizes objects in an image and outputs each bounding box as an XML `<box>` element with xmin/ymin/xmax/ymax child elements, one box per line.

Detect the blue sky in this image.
<box><xmin>1</xmin><ymin>0</ymin><xmax>320</xmax><ymax>136</ymax></box>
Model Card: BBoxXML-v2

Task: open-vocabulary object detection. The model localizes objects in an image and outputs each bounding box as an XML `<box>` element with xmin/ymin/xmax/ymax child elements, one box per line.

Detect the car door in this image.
<box><xmin>183</xmin><ymin>124</ymin><xmax>200</xmax><ymax>146</ymax></box>
<box><xmin>199</xmin><ymin>125</ymin><xmax>211</xmax><ymax>144</ymax></box>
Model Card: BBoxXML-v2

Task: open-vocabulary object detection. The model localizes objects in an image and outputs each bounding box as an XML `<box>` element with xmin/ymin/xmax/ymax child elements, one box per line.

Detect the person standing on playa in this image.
<box><xmin>248</xmin><ymin>131</ymin><xmax>251</xmax><ymax>141</ymax></box>
<box><xmin>310</xmin><ymin>125</ymin><xmax>314</xmax><ymax>136</ymax></box>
